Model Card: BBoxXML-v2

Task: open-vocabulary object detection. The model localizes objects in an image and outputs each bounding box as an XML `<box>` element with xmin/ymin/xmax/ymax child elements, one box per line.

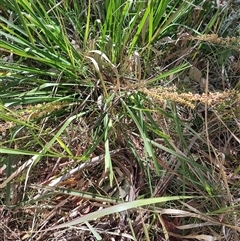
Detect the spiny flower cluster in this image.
<box><xmin>18</xmin><ymin>102</ymin><xmax>66</xmax><ymax>121</ymax></box>
<box><xmin>140</xmin><ymin>87</ymin><xmax>237</xmax><ymax>109</ymax></box>
<box><xmin>190</xmin><ymin>34</ymin><xmax>240</xmax><ymax>47</ymax></box>
<box><xmin>0</xmin><ymin>101</ymin><xmax>67</xmax><ymax>133</ymax></box>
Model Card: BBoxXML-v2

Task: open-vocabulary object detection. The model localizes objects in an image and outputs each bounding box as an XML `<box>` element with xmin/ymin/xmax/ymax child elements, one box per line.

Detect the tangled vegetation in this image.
<box><xmin>0</xmin><ymin>0</ymin><xmax>239</xmax><ymax>240</ymax></box>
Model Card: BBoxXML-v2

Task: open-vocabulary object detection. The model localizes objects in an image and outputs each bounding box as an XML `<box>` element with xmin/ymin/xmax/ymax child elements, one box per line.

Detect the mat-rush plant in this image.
<box><xmin>0</xmin><ymin>0</ymin><xmax>192</xmax><ymax>183</ymax></box>
<box><xmin>0</xmin><ymin>0</ymin><xmax>240</xmax><ymax>240</ymax></box>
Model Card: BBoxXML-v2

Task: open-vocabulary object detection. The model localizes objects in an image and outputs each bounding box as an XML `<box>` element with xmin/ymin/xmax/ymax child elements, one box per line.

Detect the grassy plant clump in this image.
<box><xmin>0</xmin><ymin>0</ymin><xmax>240</xmax><ymax>240</ymax></box>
